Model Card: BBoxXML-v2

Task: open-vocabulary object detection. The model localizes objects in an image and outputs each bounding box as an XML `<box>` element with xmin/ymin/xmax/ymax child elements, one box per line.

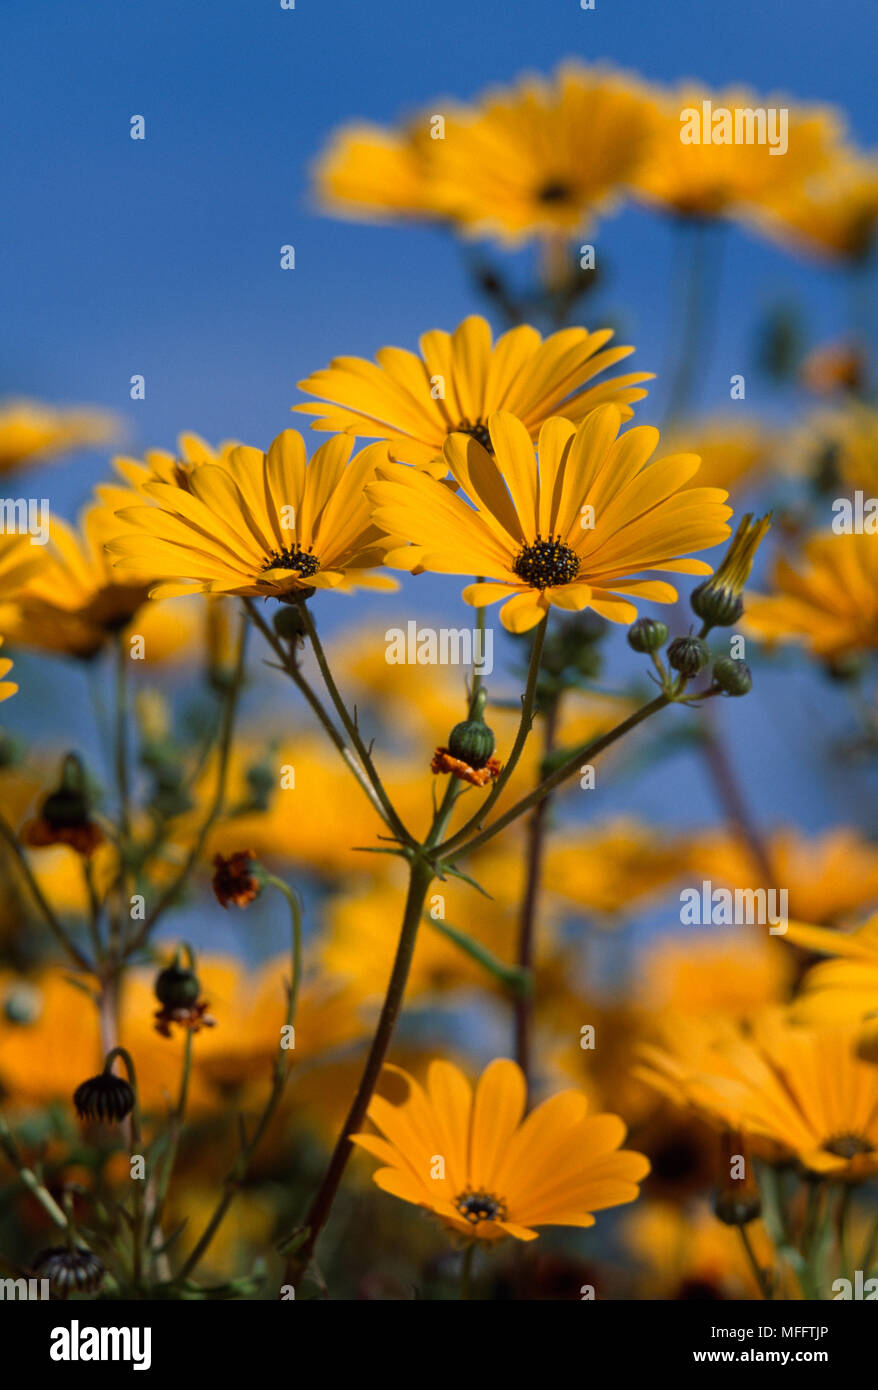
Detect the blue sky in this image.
<box><xmin>2</xmin><ymin>0</ymin><xmax>876</xmax><ymax>901</ymax></box>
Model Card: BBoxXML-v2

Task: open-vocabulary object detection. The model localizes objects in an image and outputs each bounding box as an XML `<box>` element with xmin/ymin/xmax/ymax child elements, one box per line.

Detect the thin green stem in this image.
<box><xmin>243</xmin><ymin>599</ymin><xmax>394</xmax><ymax>830</ymax></box>
<box><xmin>177</xmin><ymin>877</ymin><xmax>303</xmax><ymax>1281</ymax></box>
<box><xmin>0</xmin><ymin>812</ymin><xmax>92</xmax><ymax>971</ymax></box>
<box><xmin>437</xmin><ymin>616</ymin><xmax>548</xmax><ymax>856</ymax></box>
<box><xmin>737</xmin><ymin>1223</ymin><xmax>774</xmax><ymax>1300</ymax></box>
<box><xmin>460</xmin><ymin>1241</ymin><xmax>477</xmax><ymax>1300</ymax></box>
<box><xmin>281</xmin><ymin>856</ymin><xmax>434</xmax><ymax>1292</ymax></box>
<box><xmin>124</xmin><ymin>613</ymin><xmax>249</xmax><ymax>958</ymax></box>
<box><xmin>0</xmin><ymin>1110</ymin><xmax>68</xmax><ymax>1229</ymax></box>
<box><xmin>442</xmin><ymin>694</ymin><xmax>670</xmax><ymax>863</ymax></box>
<box><xmin>300</xmin><ymin>603</ymin><xmax>412</xmax><ymax>846</ymax></box>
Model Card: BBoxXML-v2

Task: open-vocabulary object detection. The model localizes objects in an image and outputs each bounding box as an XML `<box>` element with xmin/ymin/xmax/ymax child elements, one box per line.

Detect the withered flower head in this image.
<box><xmin>22</xmin><ymin>752</ymin><xmax>104</xmax><ymax>856</ymax></box>
<box><xmin>153</xmin><ymin>952</ymin><xmax>216</xmax><ymax>1037</ymax></box>
<box><xmin>431</xmin><ymin>748</ymin><xmax>502</xmax><ymax>787</ymax></box>
<box><xmin>212</xmin><ymin>849</ymin><xmax>263</xmax><ymax>908</ymax></box>
<box><xmin>32</xmin><ymin>1245</ymin><xmax>105</xmax><ymax>1297</ymax></box>
<box><xmin>73</xmin><ymin>1071</ymin><xmax>135</xmax><ymax>1124</ymax></box>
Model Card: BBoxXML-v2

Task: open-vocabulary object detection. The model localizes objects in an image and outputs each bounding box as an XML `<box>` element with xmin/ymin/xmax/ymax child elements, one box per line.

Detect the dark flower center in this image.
<box><xmin>537</xmin><ymin>179</ymin><xmax>573</xmax><ymax>204</ymax></box>
<box><xmin>825</xmin><ymin>1131</ymin><xmax>874</xmax><ymax>1160</ymax></box>
<box><xmin>513</xmin><ymin>536</ymin><xmax>580</xmax><ymax>589</ymax></box>
<box><xmin>454</xmin><ymin>1189</ymin><xmax>508</xmax><ymax>1225</ymax></box>
<box><xmin>262</xmin><ymin>545</ymin><xmax>320</xmax><ymax>578</ymax></box>
<box><xmin>455</xmin><ymin>418</ymin><xmax>493</xmax><ymax>451</ymax></box>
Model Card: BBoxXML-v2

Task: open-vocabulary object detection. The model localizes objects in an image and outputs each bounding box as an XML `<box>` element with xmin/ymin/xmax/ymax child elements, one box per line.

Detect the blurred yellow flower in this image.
<box><xmin>545</xmin><ymin>819</ymin><xmax>694</xmax><ymax>919</ymax></box>
<box><xmin>369</xmin><ymin>406</ymin><xmax>732</xmax><ymax>632</ymax></box>
<box><xmin>747</xmin><ymin>154</ymin><xmax>878</xmax><ymax>262</ymax></box>
<box><xmin>639</xmin><ymin>1011</ymin><xmax>878</xmax><ymax>1178</ymax></box>
<box><xmin>623</xmin><ymin>1200</ymin><xmax>787</xmax><ymax>1300</ymax></box>
<box><xmin>352</xmin><ymin>1057</ymin><xmax>649</xmax><ymax>1240</ymax></box>
<box><xmin>639</xmin><ymin>931</ymin><xmax>792</xmax><ymax>1017</ymax></box>
<box><xmin>744</xmin><ymin>532</ymin><xmax>878</xmax><ymax>661</ymax></box>
<box><xmin>633</xmin><ymin>85</ymin><xmax>842</xmax><ymax>219</ymax></box>
<box><xmin>662</xmin><ymin>416</ymin><xmax>778</xmax><ymax>494</ymax></box>
<box><xmin>426</xmin><ymin>63</ymin><xmax>660</xmax><ymax>245</ymax></box>
<box><xmin>787</xmin><ymin>913</ymin><xmax>878</xmax><ymax>1028</ymax></box>
<box><xmin>691</xmin><ymin>825</ymin><xmax>878</xmax><ymax>927</ymax></box>
<box><xmin>0</xmin><ymin>637</ymin><xmax>16</xmax><ymax>702</ymax></box>
<box><xmin>295</xmin><ymin>314</ymin><xmax>652</xmax><ymax>476</ymax></box>
<box><xmin>0</xmin><ymin>399</ymin><xmax>116</xmax><ymax>476</ymax></box>
<box><xmin>312</xmin><ymin>121</ymin><xmax>441</xmax><ymax>223</ymax></box>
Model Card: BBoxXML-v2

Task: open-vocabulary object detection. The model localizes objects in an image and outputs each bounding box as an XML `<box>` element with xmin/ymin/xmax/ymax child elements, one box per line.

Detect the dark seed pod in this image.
<box><xmin>32</xmin><ymin>1246</ymin><xmax>105</xmax><ymax>1297</ymax></box>
<box><xmin>690</xmin><ymin>582</ymin><xmax>744</xmax><ymax>628</ymax></box>
<box><xmin>73</xmin><ymin>1072</ymin><xmax>135</xmax><ymax>1123</ymax></box>
<box><xmin>667</xmin><ymin>635</ymin><xmax>710</xmax><ymax>677</ymax></box>
<box><xmin>154</xmin><ymin>962</ymin><xmax>201</xmax><ymax>1010</ymax></box>
<box><xmin>712</xmin><ymin>656</ymin><xmax>753</xmax><ymax>697</ymax></box>
<box><xmin>627</xmin><ymin>617</ymin><xmax>669</xmax><ymax>654</ymax></box>
<box><xmin>712</xmin><ymin>1188</ymin><xmax>762</xmax><ymax>1227</ymax></box>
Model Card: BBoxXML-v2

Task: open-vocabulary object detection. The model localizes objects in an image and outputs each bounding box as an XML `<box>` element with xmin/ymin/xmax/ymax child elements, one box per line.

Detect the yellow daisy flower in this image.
<box><xmin>107</xmin><ymin>428</ymin><xmax>397</xmax><ymax>599</ymax></box>
<box><xmin>352</xmin><ymin>1058</ymin><xmax>649</xmax><ymax>1241</ymax></box>
<box><xmin>662</xmin><ymin>416</ymin><xmax>778</xmax><ymax>494</ymax></box>
<box><xmin>632</xmin><ymin>84</ymin><xmax>843</xmax><ymax>219</ymax></box>
<box><xmin>294</xmin><ymin>314</ymin><xmax>653</xmax><ymax>477</ymax></box>
<box><xmin>99</xmin><ymin>430</ymin><xmax>243</xmax><ymax>499</ymax></box>
<box><xmin>744</xmin><ymin>531</ymin><xmax>878</xmax><ymax>661</ymax></box>
<box><xmin>747</xmin><ymin>154</ymin><xmax>878</xmax><ymax>263</ymax></box>
<box><xmin>312</xmin><ymin>121</ymin><xmax>441</xmax><ymax>223</ymax></box>
<box><xmin>0</xmin><ymin>399</ymin><xmax>116</xmax><ymax>476</ymax></box>
<box><xmin>638</xmin><ymin>1012</ymin><xmax>878</xmax><ymax>1179</ymax></box>
<box><xmin>0</xmin><ymin>506</ymin><xmax>151</xmax><ymax>659</ymax></box>
<box><xmin>425</xmin><ymin>62</ymin><xmax>660</xmax><ymax>245</ymax></box>
<box><xmin>368</xmin><ymin>405</ymin><xmax>732</xmax><ymax>632</ymax></box>
<box><xmin>0</xmin><ymin>637</ymin><xmax>16</xmax><ymax>702</ymax></box>
<box><xmin>787</xmin><ymin>914</ymin><xmax>878</xmax><ymax>1028</ymax></box>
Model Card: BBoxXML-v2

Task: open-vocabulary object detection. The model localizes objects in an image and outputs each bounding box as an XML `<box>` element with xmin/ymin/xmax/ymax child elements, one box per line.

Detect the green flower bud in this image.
<box><xmin>447</xmin><ymin>687</ymin><xmax>495</xmax><ymax>769</ymax></box>
<box><xmin>690</xmin><ymin>582</ymin><xmax>744</xmax><ymax>628</ymax></box>
<box><xmin>712</xmin><ymin>656</ymin><xmax>753</xmax><ymax>696</ymax></box>
<box><xmin>155</xmin><ymin>961</ymin><xmax>201</xmax><ymax>1010</ymax></box>
<box><xmin>627</xmin><ymin>617</ymin><xmax>669</xmax><ymax>654</ymax></box>
<box><xmin>667</xmin><ymin>635</ymin><xmax>710</xmax><ymax>677</ymax></box>
<box><xmin>273</xmin><ymin>604</ymin><xmax>308</xmax><ymax>642</ymax></box>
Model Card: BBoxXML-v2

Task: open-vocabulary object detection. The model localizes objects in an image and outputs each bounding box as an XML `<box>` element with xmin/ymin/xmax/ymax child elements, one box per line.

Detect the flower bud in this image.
<box><xmin>32</xmin><ymin>1246</ymin><xmax>105</xmax><ymax>1297</ymax></box>
<box><xmin>73</xmin><ymin>1071</ymin><xmax>135</xmax><ymax>1124</ymax></box>
<box><xmin>155</xmin><ymin>961</ymin><xmax>202</xmax><ymax>1010</ymax></box>
<box><xmin>667</xmin><ymin>635</ymin><xmax>709</xmax><ymax>677</ymax></box>
<box><xmin>690</xmin><ymin>582</ymin><xmax>744</xmax><ymax>628</ymax></box>
<box><xmin>447</xmin><ymin>688</ymin><xmax>495</xmax><ymax>770</ymax></box>
<box><xmin>712</xmin><ymin>656</ymin><xmax>753</xmax><ymax>696</ymax></box>
<box><xmin>712</xmin><ymin>1187</ymin><xmax>762</xmax><ymax>1227</ymax></box>
<box><xmin>627</xmin><ymin>617</ymin><xmax>669</xmax><ymax>654</ymax></box>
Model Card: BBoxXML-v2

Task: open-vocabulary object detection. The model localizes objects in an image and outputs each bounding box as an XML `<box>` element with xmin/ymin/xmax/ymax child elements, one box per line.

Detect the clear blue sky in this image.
<box><xmin>2</xmin><ymin>0</ymin><xmax>876</xmax><ymax>868</ymax></box>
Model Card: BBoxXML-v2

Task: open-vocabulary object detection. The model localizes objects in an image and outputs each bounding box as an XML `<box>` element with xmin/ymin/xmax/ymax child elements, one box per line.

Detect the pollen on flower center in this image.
<box><xmin>512</xmin><ymin>536</ymin><xmax>580</xmax><ymax>589</ymax></box>
<box><xmin>454</xmin><ymin>1189</ymin><xmax>508</xmax><ymax>1225</ymax></box>
<box><xmin>262</xmin><ymin>545</ymin><xmax>320</xmax><ymax>578</ymax></box>
<box><xmin>825</xmin><ymin>1131</ymin><xmax>874</xmax><ymax>1159</ymax></box>
<box><xmin>455</xmin><ymin>418</ymin><xmax>493</xmax><ymax>451</ymax></box>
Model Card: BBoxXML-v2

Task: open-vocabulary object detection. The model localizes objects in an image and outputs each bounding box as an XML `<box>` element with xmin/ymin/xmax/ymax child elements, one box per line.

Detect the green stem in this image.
<box><xmin>442</xmin><ymin>694</ymin><xmax>670</xmax><ymax>863</ymax></box>
<box><xmin>280</xmin><ymin>855</ymin><xmax>434</xmax><ymax>1291</ymax></box>
<box><xmin>460</xmin><ymin>1241</ymin><xmax>477</xmax><ymax>1300</ymax></box>
<box><xmin>437</xmin><ymin>616</ymin><xmax>548</xmax><ymax>856</ymax></box>
<box><xmin>299</xmin><ymin>603</ymin><xmax>412</xmax><ymax>846</ymax></box>
<box><xmin>0</xmin><ymin>812</ymin><xmax>92</xmax><ymax>971</ymax></box>
<box><xmin>737</xmin><ymin>1223</ymin><xmax>774</xmax><ymax>1300</ymax></box>
<box><xmin>243</xmin><ymin>599</ymin><xmax>396</xmax><ymax>831</ymax></box>
<box><xmin>0</xmin><ymin>1110</ymin><xmax>68</xmax><ymax>1229</ymax></box>
<box><xmin>124</xmin><ymin>613</ymin><xmax>248</xmax><ymax>958</ymax></box>
<box><xmin>177</xmin><ymin>876</ymin><xmax>303</xmax><ymax>1281</ymax></box>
